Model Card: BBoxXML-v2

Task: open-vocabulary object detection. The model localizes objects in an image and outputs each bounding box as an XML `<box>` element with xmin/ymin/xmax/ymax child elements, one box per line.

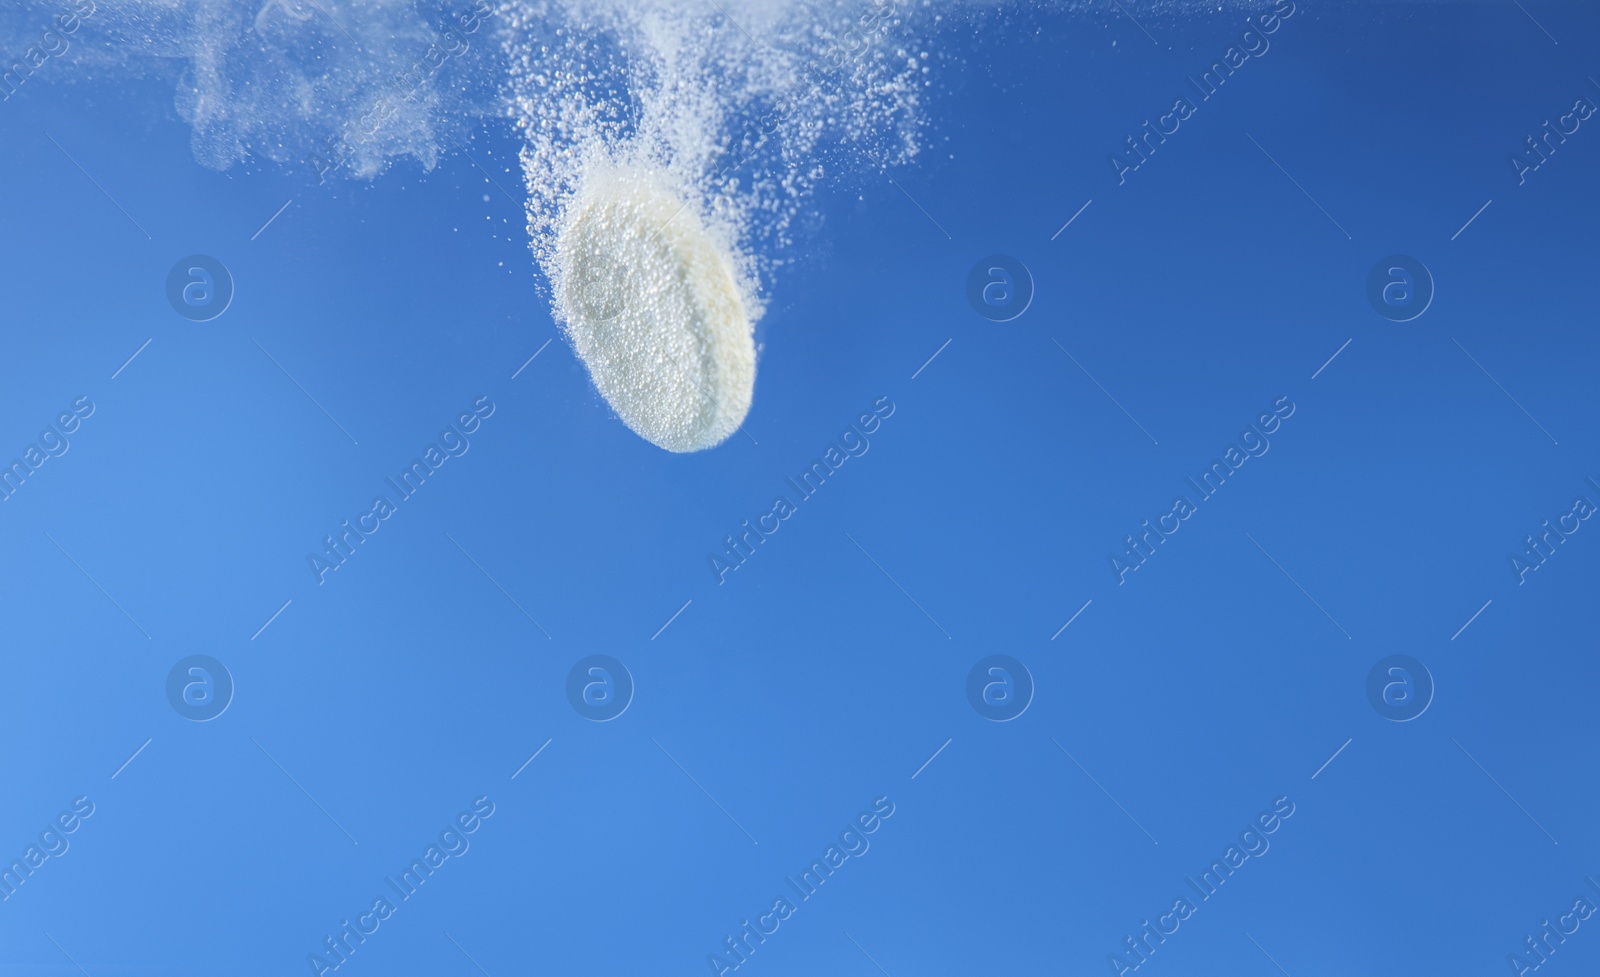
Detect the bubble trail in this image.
<box><xmin>2</xmin><ymin>0</ymin><xmax>929</xmax><ymax>449</ymax></box>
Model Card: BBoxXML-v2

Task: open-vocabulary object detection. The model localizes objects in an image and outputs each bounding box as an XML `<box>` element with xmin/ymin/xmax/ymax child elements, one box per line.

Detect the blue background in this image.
<box><xmin>1</xmin><ymin>1</ymin><xmax>1599</xmax><ymax>975</ymax></box>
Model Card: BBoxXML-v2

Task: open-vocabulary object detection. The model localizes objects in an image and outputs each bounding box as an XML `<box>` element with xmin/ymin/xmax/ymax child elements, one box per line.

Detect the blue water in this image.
<box><xmin>2</xmin><ymin>1</ymin><xmax>1599</xmax><ymax>975</ymax></box>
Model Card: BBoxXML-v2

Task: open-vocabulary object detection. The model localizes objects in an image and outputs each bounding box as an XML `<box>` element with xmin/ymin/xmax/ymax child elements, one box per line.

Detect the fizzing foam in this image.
<box><xmin>554</xmin><ymin>163</ymin><xmax>755</xmax><ymax>452</ymax></box>
<box><xmin>507</xmin><ymin>0</ymin><xmax>923</xmax><ymax>449</ymax></box>
<box><xmin>1</xmin><ymin>0</ymin><xmax>930</xmax><ymax>449</ymax></box>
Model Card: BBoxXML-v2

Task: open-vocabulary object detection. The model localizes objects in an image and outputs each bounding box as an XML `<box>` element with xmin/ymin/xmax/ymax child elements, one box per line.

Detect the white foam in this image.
<box><xmin>4</xmin><ymin>0</ymin><xmax>931</xmax><ymax>449</ymax></box>
<box><xmin>508</xmin><ymin>0</ymin><xmax>924</xmax><ymax>449</ymax></box>
<box><xmin>554</xmin><ymin>163</ymin><xmax>755</xmax><ymax>452</ymax></box>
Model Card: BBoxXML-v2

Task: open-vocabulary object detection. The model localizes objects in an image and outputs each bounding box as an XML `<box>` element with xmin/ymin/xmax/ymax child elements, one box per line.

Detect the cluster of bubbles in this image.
<box><xmin>501</xmin><ymin>0</ymin><xmax>926</xmax><ymax>314</ymax></box>
<box><xmin>2</xmin><ymin>0</ymin><xmax>930</xmax><ymax>447</ymax></box>
<box><xmin>3</xmin><ymin>0</ymin><xmax>927</xmax><ymax>293</ymax></box>
<box><xmin>2</xmin><ymin>0</ymin><xmax>505</xmax><ymax>176</ymax></box>
<box><xmin>500</xmin><ymin>0</ymin><xmax>928</xmax><ymax>449</ymax></box>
